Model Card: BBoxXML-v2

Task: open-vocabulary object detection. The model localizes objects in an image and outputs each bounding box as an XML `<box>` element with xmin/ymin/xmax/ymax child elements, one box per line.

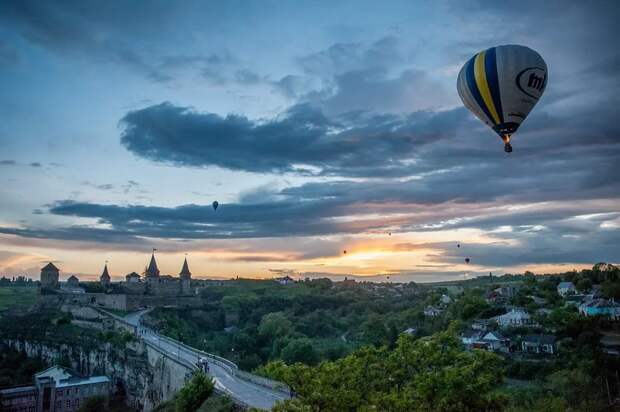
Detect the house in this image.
<box><xmin>495</xmin><ymin>286</ymin><xmax>518</xmax><ymax>298</ymax></box>
<box><xmin>0</xmin><ymin>365</ymin><xmax>110</xmax><ymax>412</ymax></box>
<box><xmin>521</xmin><ymin>334</ymin><xmax>556</xmax><ymax>354</ymax></box>
<box><xmin>461</xmin><ymin>329</ymin><xmax>484</xmax><ymax>346</ymax></box>
<box><xmin>440</xmin><ymin>294</ymin><xmax>453</xmax><ymax>305</ymax></box>
<box><xmin>402</xmin><ymin>327</ymin><xmax>417</xmax><ymax>335</ymax></box>
<box><xmin>579</xmin><ymin>299</ymin><xmax>620</xmax><ymax>320</ymax></box>
<box><xmin>275</xmin><ymin>275</ymin><xmax>295</xmax><ymax>285</ymax></box>
<box><xmin>471</xmin><ymin>319</ymin><xmax>491</xmax><ymax>331</ymax></box>
<box><xmin>423</xmin><ymin>306</ymin><xmax>443</xmax><ymax>317</ymax></box>
<box><xmin>493</xmin><ymin>308</ymin><xmax>534</xmax><ymax>327</ymax></box>
<box><xmin>341</xmin><ymin>277</ymin><xmax>356</xmax><ymax>286</ymax></box>
<box><xmin>557</xmin><ymin>281</ymin><xmax>576</xmax><ymax>297</ymax></box>
<box><xmin>480</xmin><ymin>331</ymin><xmax>510</xmax><ymax>352</ymax></box>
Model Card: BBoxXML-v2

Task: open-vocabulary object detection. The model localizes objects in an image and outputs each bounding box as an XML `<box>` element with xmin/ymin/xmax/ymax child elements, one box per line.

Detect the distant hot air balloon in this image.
<box><xmin>457</xmin><ymin>244</ymin><xmax>461</xmax><ymax>248</ymax></box>
<box><xmin>212</xmin><ymin>201</ymin><xmax>219</xmax><ymax>211</ymax></box>
<box><xmin>343</xmin><ymin>250</ymin><xmax>347</xmax><ymax>255</ymax></box>
<box><xmin>457</xmin><ymin>44</ymin><xmax>547</xmax><ymax>153</ymax></box>
<box><xmin>465</xmin><ymin>258</ymin><xmax>470</xmax><ymax>264</ymax></box>
<box><xmin>388</xmin><ymin>232</ymin><xmax>392</xmax><ymax>236</ymax></box>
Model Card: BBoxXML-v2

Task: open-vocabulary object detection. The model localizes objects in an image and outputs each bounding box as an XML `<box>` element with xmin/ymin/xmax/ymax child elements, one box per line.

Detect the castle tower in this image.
<box><xmin>144</xmin><ymin>251</ymin><xmax>160</xmax><ymax>295</ymax></box>
<box><xmin>100</xmin><ymin>263</ymin><xmax>111</xmax><ymax>287</ymax></box>
<box><xmin>40</xmin><ymin>262</ymin><xmax>60</xmax><ymax>290</ymax></box>
<box><xmin>144</xmin><ymin>252</ymin><xmax>160</xmax><ymax>277</ymax></box>
<box><xmin>179</xmin><ymin>256</ymin><xmax>192</xmax><ymax>295</ymax></box>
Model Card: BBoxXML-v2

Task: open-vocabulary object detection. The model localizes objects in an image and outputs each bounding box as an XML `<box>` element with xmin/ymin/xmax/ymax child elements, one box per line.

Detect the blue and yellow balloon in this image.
<box><xmin>457</xmin><ymin>45</ymin><xmax>547</xmax><ymax>152</ymax></box>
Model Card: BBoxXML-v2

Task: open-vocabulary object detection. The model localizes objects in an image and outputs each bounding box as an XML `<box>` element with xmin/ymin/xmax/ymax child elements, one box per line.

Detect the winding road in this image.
<box><xmin>124</xmin><ymin>309</ymin><xmax>291</xmax><ymax>410</ymax></box>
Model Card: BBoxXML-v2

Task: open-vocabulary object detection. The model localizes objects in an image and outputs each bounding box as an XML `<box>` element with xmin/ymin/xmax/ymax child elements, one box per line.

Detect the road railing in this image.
<box><xmin>158</xmin><ymin>334</ymin><xmax>291</xmax><ymax>395</ymax></box>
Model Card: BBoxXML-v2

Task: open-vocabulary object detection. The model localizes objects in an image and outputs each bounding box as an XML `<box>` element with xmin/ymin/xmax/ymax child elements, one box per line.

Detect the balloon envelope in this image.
<box><xmin>457</xmin><ymin>44</ymin><xmax>547</xmax><ymax>147</ymax></box>
<box><xmin>212</xmin><ymin>201</ymin><xmax>219</xmax><ymax>211</ymax></box>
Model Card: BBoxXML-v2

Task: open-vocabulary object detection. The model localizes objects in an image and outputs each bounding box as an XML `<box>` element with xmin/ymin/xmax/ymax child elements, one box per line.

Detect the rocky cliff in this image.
<box><xmin>2</xmin><ymin>337</ymin><xmax>178</xmax><ymax>411</ymax></box>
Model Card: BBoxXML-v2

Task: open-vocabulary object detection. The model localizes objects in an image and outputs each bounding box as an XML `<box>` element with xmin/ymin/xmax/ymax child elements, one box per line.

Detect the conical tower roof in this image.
<box><xmin>42</xmin><ymin>262</ymin><xmax>59</xmax><ymax>271</ymax></box>
<box><xmin>145</xmin><ymin>253</ymin><xmax>160</xmax><ymax>277</ymax></box>
<box><xmin>179</xmin><ymin>256</ymin><xmax>191</xmax><ymax>277</ymax></box>
<box><xmin>100</xmin><ymin>264</ymin><xmax>110</xmax><ymax>280</ymax></box>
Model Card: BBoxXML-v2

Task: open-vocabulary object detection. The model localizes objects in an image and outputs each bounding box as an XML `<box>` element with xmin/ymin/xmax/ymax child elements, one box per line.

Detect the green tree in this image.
<box><xmin>266</xmin><ymin>325</ymin><xmax>505</xmax><ymax>412</ymax></box>
<box><xmin>281</xmin><ymin>338</ymin><xmax>319</xmax><ymax>365</ymax></box>
<box><xmin>259</xmin><ymin>312</ymin><xmax>293</xmax><ymax>339</ymax></box>
<box><xmin>175</xmin><ymin>372</ymin><xmax>214</xmax><ymax>412</ymax></box>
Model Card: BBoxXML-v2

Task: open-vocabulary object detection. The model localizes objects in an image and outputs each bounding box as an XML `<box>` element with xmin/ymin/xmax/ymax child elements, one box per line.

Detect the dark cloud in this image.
<box><xmin>0</xmin><ymin>160</ymin><xmax>16</xmax><ymax>165</ymax></box>
<box><xmin>120</xmin><ymin>102</ymin><xmax>470</xmax><ymax>177</ymax></box>
<box><xmin>29</xmin><ymin>162</ymin><xmax>42</xmax><ymax>167</ymax></box>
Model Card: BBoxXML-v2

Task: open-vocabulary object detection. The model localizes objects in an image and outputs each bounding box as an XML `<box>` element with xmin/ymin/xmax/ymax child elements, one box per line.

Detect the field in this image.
<box><xmin>0</xmin><ymin>286</ymin><xmax>37</xmax><ymax>312</ymax></box>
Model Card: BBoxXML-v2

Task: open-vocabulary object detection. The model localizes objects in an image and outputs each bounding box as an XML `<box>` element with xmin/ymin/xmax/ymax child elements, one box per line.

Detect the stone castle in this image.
<box><xmin>39</xmin><ymin>253</ymin><xmax>201</xmax><ymax>310</ymax></box>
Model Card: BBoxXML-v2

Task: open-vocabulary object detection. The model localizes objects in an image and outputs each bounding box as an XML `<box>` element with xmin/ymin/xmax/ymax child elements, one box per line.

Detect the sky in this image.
<box><xmin>0</xmin><ymin>0</ymin><xmax>618</xmax><ymax>282</ymax></box>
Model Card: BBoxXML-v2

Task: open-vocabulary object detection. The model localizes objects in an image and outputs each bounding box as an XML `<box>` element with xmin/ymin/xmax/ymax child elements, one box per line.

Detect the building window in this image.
<box><xmin>57</xmin><ymin>399</ymin><xmax>62</xmax><ymax>409</ymax></box>
<box><xmin>66</xmin><ymin>399</ymin><xmax>71</xmax><ymax>408</ymax></box>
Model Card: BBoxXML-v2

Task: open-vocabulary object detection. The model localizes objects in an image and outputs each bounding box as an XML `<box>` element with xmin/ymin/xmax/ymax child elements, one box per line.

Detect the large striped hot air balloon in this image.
<box><xmin>457</xmin><ymin>45</ymin><xmax>547</xmax><ymax>152</ymax></box>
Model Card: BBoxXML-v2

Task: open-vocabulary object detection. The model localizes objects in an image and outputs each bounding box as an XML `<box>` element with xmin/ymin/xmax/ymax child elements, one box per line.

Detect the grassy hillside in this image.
<box><xmin>0</xmin><ymin>286</ymin><xmax>37</xmax><ymax>312</ymax></box>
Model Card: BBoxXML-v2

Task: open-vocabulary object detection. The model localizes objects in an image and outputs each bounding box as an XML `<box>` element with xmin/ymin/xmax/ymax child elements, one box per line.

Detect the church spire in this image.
<box><xmin>100</xmin><ymin>261</ymin><xmax>111</xmax><ymax>285</ymax></box>
<box><xmin>145</xmin><ymin>250</ymin><xmax>160</xmax><ymax>277</ymax></box>
<box><xmin>179</xmin><ymin>255</ymin><xmax>191</xmax><ymax>277</ymax></box>
<box><xmin>101</xmin><ymin>263</ymin><xmax>110</xmax><ymax>279</ymax></box>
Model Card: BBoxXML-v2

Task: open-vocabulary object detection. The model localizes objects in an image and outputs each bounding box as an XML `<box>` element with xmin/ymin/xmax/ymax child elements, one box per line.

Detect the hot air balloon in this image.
<box><xmin>457</xmin><ymin>244</ymin><xmax>461</xmax><ymax>248</ymax></box>
<box><xmin>457</xmin><ymin>45</ymin><xmax>547</xmax><ymax>153</ymax></box>
<box><xmin>343</xmin><ymin>250</ymin><xmax>347</xmax><ymax>255</ymax></box>
<box><xmin>465</xmin><ymin>257</ymin><xmax>470</xmax><ymax>264</ymax></box>
<box><xmin>212</xmin><ymin>201</ymin><xmax>219</xmax><ymax>211</ymax></box>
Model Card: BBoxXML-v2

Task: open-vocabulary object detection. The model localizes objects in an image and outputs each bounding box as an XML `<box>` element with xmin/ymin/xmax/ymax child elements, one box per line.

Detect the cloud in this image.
<box><xmin>0</xmin><ymin>160</ymin><xmax>16</xmax><ymax>165</ymax></box>
<box><xmin>0</xmin><ymin>1</ymin><xmax>265</xmax><ymax>86</ymax></box>
<box><xmin>29</xmin><ymin>162</ymin><xmax>42</xmax><ymax>167</ymax></box>
<box><xmin>120</xmin><ymin>102</ymin><xmax>470</xmax><ymax>177</ymax></box>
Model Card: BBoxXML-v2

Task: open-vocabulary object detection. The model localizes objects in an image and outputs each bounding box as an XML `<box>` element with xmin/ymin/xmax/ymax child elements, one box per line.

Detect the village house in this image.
<box><xmin>440</xmin><ymin>294</ymin><xmax>453</xmax><ymax>305</ymax></box>
<box><xmin>521</xmin><ymin>334</ymin><xmax>557</xmax><ymax>355</ymax></box>
<box><xmin>493</xmin><ymin>308</ymin><xmax>534</xmax><ymax>327</ymax></box>
<box><xmin>478</xmin><ymin>330</ymin><xmax>510</xmax><ymax>352</ymax></box>
<box><xmin>557</xmin><ymin>281</ymin><xmax>576</xmax><ymax>297</ymax></box>
<box><xmin>462</xmin><ymin>329</ymin><xmax>510</xmax><ymax>353</ymax></box>
<box><xmin>423</xmin><ymin>306</ymin><xmax>443</xmax><ymax>317</ymax></box>
<box><xmin>579</xmin><ymin>298</ymin><xmax>620</xmax><ymax>320</ymax></box>
<box><xmin>275</xmin><ymin>275</ymin><xmax>295</xmax><ymax>285</ymax></box>
<box><xmin>402</xmin><ymin>327</ymin><xmax>417</xmax><ymax>335</ymax></box>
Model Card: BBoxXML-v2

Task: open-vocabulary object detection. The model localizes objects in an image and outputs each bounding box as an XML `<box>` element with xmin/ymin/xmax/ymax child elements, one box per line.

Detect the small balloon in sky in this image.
<box><xmin>343</xmin><ymin>250</ymin><xmax>347</xmax><ymax>255</ymax></box>
<box><xmin>465</xmin><ymin>257</ymin><xmax>470</xmax><ymax>264</ymax></box>
<box><xmin>212</xmin><ymin>201</ymin><xmax>219</xmax><ymax>211</ymax></box>
<box><xmin>457</xmin><ymin>44</ymin><xmax>547</xmax><ymax>153</ymax></box>
<box><xmin>457</xmin><ymin>244</ymin><xmax>461</xmax><ymax>248</ymax></box>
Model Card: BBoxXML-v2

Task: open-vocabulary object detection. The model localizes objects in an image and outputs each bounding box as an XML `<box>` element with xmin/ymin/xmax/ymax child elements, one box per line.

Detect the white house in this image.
<box><xmin>493</xmin><ymin>308</ymin><xmax>534</xmax><ymax>327</ymax></box>
<box><xmin>557</xmin><ymin>281</ymin><xmax>576</xmax><ymax>297</ymax></box>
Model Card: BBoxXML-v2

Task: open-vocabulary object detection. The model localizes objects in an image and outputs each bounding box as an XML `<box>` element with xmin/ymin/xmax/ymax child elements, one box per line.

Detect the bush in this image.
<box><xmin>175</xmin><ymin>372</ymin><xmax>214</xmax><ymax>412</ymax></box>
